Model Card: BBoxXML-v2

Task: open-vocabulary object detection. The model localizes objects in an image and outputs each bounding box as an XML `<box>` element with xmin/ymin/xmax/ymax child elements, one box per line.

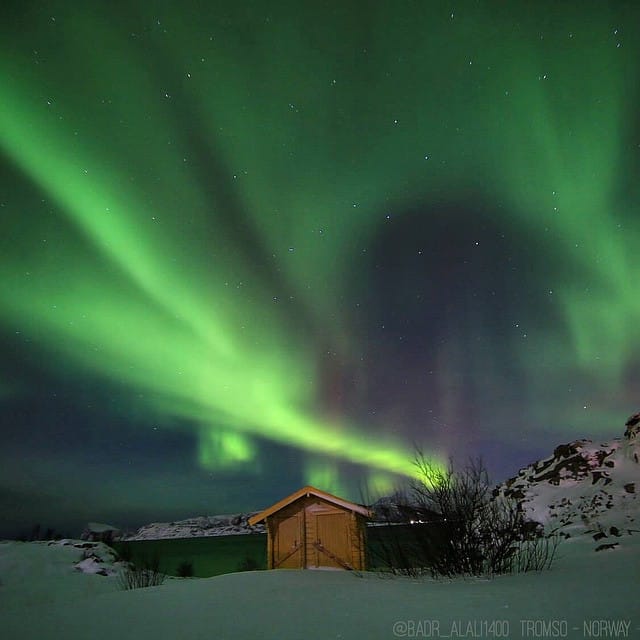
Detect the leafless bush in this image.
<box><xmin>176</xmin><ymin>560</ymin><xmax>194</xmax><ymax>577</ymax></box>
<box><xmin>117</xmin><ymin>554</ymin><xmax>166</xmax><ymax>590</ymax></box>
<box><xmin>505</xmin><ymin>533</ymin><xmax>561</xmax><ymax>573</ymax></box>
<box><xmin>375</xmin><ymin>454</ymin><xmax>560</xmax><ymax>577</ymax></box>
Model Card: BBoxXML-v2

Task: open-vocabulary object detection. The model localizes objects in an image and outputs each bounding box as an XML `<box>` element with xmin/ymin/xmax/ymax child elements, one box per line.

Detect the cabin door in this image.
<box><xmin>312</xmin><ymin>512</ymin><xmax>350</xmax><ymax>569</ymax></box>
<box><xmin>273</xmin><ymin>512</ymin><xmax>303</xmax><ymax>568</ymax></box>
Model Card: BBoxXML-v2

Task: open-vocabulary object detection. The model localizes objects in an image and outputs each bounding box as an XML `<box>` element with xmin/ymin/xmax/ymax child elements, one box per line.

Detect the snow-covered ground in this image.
<box><xmin>0</xmin><ymin>533</ymin><xmax>638</xmax><ymax>639</ymax></box>
<box><xmin>0</xmin><ymin>540</ymin><xmax>124</xmax><ymax>610</ymax></box>
<box><xmin>2</xmin><ymin>418</ymin><xmax>637</xmax><ymax>639</ymax></box>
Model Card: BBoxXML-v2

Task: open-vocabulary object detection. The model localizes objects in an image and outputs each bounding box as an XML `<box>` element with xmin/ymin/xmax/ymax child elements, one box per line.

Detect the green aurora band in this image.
<box><xmin>1</xmin><ymin>2</ymin><xmax>639</xmax><ymax>496</ymax></box>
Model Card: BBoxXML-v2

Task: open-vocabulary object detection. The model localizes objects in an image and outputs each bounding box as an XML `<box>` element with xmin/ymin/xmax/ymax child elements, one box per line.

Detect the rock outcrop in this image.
<box><xmin>495</xmin><ymin>413</ymin><xmax>640</xmax><ymax>540</ymax></box>
<box><xmin>124</xmin><ymin>512</ymin><xmax>265</xmax><ymax>541</ymax></box>
<box><xmin>47</xmin><ymin>539</ymin><xmax>123</xmax><ymax>576</ymax></box>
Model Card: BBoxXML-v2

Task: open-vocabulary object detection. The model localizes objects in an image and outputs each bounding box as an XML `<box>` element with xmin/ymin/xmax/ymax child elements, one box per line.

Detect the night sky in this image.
<box><xmin>1</xmin><ymin>1</ymin><xmax>639</xmax><ymax>537</ymax></box>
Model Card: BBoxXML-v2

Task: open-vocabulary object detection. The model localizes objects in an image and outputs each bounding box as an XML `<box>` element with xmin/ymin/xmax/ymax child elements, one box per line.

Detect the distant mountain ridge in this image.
<box><xmin>123</xmin><ymin>512</ymin><xmax>265</xmax><ymax>541</ymax></box>
<box><xmin>495</xmin><ymin>412</ymin><xmax>640</xmax><ymax>542</ymax></box>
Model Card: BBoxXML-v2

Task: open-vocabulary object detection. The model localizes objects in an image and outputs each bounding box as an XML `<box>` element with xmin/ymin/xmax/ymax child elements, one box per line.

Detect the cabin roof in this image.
<box><xmin>248</xmin><ymin>485</ymin><xmax>371</xmax><ymax>525</ymax></box>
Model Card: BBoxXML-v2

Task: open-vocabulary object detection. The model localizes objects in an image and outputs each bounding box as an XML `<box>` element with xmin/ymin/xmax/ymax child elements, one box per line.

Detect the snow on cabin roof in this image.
<box><xmin>248</xmin><ymin>485</ymin><xmax>372</xmax><ymax>525</ymax></box>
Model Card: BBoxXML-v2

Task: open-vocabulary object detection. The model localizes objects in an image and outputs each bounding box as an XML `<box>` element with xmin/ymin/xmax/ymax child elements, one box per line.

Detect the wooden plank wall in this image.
<box><xmin>265</xmin><ymin>495</ymin><xmax>368</xmax><ymax>570</ymax></box>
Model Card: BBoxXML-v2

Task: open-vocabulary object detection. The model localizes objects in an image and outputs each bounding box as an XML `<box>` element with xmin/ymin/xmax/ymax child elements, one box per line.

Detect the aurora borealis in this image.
<box><xmin>1</xmin><ymin>1</ymin><xmax>639</xmax><ymax>536</ymax></box>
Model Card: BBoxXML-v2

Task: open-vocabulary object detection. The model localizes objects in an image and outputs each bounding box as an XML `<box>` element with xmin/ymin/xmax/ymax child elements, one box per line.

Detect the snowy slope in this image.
<box><xmin>0</xmin><ymin>535</ymin><xmax>638</xmax><ymax>640</ymax></box>
<box><xmin>497</xmin><ymin>413</ymin><xmax>640</xmax><ymax>543</ymax></box>
<box><xmin>0</xmin><ymin>540</ymin><xmax>125</xmax><ymax>610</ymax></box>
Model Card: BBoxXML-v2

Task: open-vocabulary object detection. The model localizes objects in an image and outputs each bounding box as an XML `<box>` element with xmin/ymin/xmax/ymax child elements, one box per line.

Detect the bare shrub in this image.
<box><xmin>176</xmin><ymin>560</ymin><xmax>194</xmax><ymax>577</ymax></box>
<box><xmin>374</xmin><ymin>454</ymin><xmax>560</xmax><ymax>577</ymax></box>
<box><xmin>505</xmin><ymin>533</ymin><xmax>561</xmax><ymax>573</ymax></box>
<box><xmin>118</xmin><ymin>554</ymin><xmax>166</xmax><ymax>590</ymax></box>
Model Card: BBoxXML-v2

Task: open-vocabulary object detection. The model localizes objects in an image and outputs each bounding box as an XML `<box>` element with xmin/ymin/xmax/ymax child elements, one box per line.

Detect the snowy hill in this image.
<box><xmin>2</xmin><ymin>418</ymin><xmax>639</xmax><ymax>638</ymax></box>
<box><xmin>496</xmin><ymin>412</ymin><xmax>640</xmax><ymax>543</ymax></box>
<box><xmin>123</xmin><ymin>512</ymin><xmax>265</xmax><ymax>541</ymax></box>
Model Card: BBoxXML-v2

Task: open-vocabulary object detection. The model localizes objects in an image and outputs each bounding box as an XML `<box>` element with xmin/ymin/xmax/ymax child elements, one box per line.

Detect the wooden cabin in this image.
<box><xmin>248</xmin><ymin>486</ymin><xmax>371</xmax><ymax>571</ymax></box>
